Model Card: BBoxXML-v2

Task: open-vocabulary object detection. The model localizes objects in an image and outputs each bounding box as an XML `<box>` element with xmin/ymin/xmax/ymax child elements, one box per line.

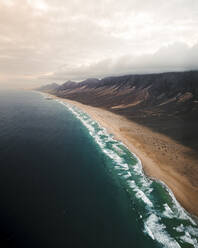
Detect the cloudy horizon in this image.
<box><xmin>0</xmin><ymin>0</ymin><xmax>198</xmax><ymax>88</ymax></box>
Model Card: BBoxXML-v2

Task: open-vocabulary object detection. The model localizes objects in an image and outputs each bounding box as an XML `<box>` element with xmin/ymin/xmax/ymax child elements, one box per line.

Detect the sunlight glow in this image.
<box><xmin>27</xmin><ymin>0</ymin><xmax>48</xmax><ymax>11</ymax></box>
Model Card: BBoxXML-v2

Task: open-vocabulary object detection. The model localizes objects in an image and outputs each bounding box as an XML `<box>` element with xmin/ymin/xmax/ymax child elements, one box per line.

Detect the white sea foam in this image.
<box><xmin>112</xmin><ymin>144</ymin><xmax>125</xmax><ymax>155</ymax></box>
<box><xmin>135</xmin><ymin>190</ymin><xmax>153</xmax><ymax>207</ymax></box>
<box><xmin>162</xmin><ymin>203</ymin><xmax>174</xmax><ymax>218</ymax></box>
<box><xmin>144</xmin><ymin>214</ymin><xmax>181</xmax><ymax>248</ymax></box>
<box><xmin>53</xmin><ymin>99</ymin><xmax>198</xmax><ymax>247</ymax></box>
<box><xmin>186</xmin><ymin>226</ymin><xmax>198</xmax><ymax>237</ymax></box>
<box><xmin>122</xmin><ymin>172</ymin><xmax>132</xmax><ymax>179</ymax></box>
<box><xmin>127</xmin><ymin>180</ymin><xmax>153</xmax><ymax>207</ymax></box>
<box><xmin>180</xmin><ymin>232</ymin><xmax>198</xmax><ymax>247</ymax></box>
<box><xmin>174</xmin><ymin>224</ymin><xmax>198</xmax><ymax>247</ymax></box>
<box><xmin>175</xmin><ymin>224</ymin><xmax>184</xmax><ymax>233</ymax></box>
<box><xmin>158</xmin><ymin>180</ymin><xmax>196</xmax><ymax>225</ymax></box>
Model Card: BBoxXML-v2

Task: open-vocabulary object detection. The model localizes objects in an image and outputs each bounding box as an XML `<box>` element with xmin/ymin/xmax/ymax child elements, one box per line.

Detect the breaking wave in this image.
<box><xmin>57</xmin><ymin>99</ymin><xmax>198</xmax><ymax>248</ymax></box>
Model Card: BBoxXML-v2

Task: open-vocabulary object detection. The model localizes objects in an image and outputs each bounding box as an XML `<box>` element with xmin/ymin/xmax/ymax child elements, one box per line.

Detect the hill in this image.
<box><xmin>42</xmin><ymin>71</ymin><xmax>198</xmax><ymax>152</ymax></box>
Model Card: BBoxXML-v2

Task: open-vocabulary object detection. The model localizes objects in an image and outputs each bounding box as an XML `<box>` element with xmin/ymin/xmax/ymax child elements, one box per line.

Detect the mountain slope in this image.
<box><xmin>41</xmin><ymin>71</ymin><xmax>198</xmax><ymax>152</ymax></box>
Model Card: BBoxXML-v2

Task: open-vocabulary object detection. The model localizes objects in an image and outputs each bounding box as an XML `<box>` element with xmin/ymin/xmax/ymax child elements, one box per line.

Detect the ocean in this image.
<box><xmin>0</xmin><ymin>90</ymin><xmax>197</xmax><ymax>248</ymax></box>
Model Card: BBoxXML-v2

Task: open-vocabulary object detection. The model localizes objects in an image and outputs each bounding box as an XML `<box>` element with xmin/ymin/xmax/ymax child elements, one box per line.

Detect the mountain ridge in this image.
<box><xmin>37</xmin><ymin>70</ymin><xmax>198</xmax><ymax>152</ymax></box>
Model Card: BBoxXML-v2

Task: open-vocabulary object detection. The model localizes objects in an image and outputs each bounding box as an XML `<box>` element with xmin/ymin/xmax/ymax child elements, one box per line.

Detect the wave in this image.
<box><xmin>54</xmin><ymin>98</ymin><xmax>198</xmax><ymax>247</ymax></box>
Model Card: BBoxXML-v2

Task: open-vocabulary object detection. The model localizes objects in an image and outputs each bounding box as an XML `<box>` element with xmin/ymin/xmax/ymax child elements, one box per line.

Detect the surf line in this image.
<box><xmin>40</xmin><ymin>92</ymin><xmax>198</xmax><ymax>247</ymax></box>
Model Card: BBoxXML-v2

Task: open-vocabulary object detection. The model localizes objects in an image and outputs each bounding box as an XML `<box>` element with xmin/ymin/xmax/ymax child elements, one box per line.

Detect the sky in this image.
<box><xmin>0</xmin><ymin>0</ymin><xmax>198</xmax><ymax>88</ymax></box>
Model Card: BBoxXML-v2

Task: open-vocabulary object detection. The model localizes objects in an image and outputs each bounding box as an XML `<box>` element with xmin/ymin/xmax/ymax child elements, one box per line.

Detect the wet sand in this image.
<box><xmin>48</xmin><ymin>94</ymin><xmax>198</xmax><ymax>218</ymax></box>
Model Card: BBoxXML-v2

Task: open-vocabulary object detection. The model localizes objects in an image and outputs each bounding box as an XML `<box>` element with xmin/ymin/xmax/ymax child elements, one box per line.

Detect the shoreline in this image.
<box><xmin>45</xmin><ymin>92</ymin><xmax>198</xmax><ymax>219</ymax></box>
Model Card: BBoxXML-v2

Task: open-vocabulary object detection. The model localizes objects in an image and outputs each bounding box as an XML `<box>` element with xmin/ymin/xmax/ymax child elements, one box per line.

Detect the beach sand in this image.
<box><xmin>48</xmin><ymin>94</ymin><xmax>198</xmax><ymax>218</ymax></box>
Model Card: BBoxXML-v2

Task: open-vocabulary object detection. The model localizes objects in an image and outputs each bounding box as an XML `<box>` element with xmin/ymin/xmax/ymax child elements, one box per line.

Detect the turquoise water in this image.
<box><xmin>0</xmin><ymin>90</ymin><xmax>197</xmax><ymax>248</ymax></box>
<box><xmin>56</xmin><ymin>95</ymin><xmax>198</xmax><ymax>248</ymax></box>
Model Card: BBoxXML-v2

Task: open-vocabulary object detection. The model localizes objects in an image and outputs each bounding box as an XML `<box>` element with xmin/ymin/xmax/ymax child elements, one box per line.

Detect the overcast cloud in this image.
<box><xmin>0</xmin><ymin>0</ymin><xmax>198</xmax><ymax>88</ymax></box>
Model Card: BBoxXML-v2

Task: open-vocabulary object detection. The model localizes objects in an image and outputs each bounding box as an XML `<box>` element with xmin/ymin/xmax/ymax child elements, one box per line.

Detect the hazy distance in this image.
<box><xmin>0</xmin><ymin>0</ymin><xmax>198</xmax><ymax>89</ymax></box>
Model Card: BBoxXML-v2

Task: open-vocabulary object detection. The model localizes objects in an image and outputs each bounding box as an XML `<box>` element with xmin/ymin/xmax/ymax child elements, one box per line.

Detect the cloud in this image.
<box><xmin>0</xmin><ymin>0</ymin><xmax>197</xmax><ymax>87</ymax></box>
<box><xmin>42</xmin><ymin>42</ymin><xmax>198</xmax><ymax>81</ymax></box>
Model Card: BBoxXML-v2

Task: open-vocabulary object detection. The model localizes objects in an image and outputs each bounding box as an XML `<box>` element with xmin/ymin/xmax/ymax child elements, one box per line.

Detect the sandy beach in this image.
<box><xmin>48</xmin><ymin>94</ymin><xmax>198</xmax><ymax>218</ymax></box>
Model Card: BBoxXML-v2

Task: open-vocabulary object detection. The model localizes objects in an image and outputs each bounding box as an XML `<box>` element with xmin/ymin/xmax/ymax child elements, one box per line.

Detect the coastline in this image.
<box><xmin>46</xmin><ymin>93</ymin><xmax>198</xmax><ymax>218</ymax></box>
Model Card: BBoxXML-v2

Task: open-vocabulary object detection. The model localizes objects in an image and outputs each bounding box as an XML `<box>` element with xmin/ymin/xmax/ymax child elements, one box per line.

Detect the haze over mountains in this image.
<box><xmin>38</xmin><ymin>70</ymin><xmax>198</xmax><ymax>153</ymax></box>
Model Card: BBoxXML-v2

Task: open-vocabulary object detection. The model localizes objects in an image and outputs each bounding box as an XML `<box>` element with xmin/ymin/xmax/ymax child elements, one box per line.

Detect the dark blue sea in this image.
<box><xmin>0</xmin><ymin>90</ymin><xmax>197</xmax><ymax>248</ymax></box>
